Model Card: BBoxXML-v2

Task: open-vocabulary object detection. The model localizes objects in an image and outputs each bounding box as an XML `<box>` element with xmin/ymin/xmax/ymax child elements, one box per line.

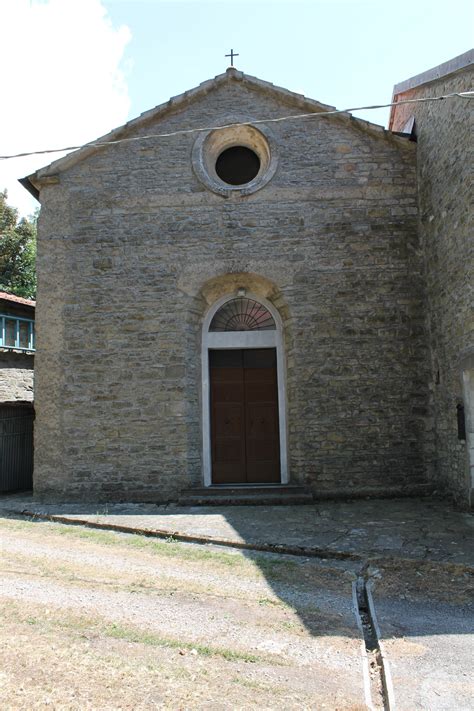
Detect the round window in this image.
<box><xmin>215</xmin><ymin>146</ymin><xmax>261</xmax><ymax>186</ymax></box>
<box><xmin>192</xmin><ymin>120</ymin><xmax>278</xmax><ymax>196</ymax></box>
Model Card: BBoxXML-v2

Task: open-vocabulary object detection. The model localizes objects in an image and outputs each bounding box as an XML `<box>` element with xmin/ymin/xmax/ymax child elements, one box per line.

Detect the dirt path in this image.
<box><xmin>1</xmin><ymin>517</ymin><xmax>367</xmax><ymax>710</ymax></box>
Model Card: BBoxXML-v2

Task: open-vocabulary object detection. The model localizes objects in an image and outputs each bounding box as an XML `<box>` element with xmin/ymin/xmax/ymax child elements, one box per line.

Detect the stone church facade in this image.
<box><xmin>22</xmin><ymin>55</ymin><xmax>473</xmax><ymax>506</ymax></box>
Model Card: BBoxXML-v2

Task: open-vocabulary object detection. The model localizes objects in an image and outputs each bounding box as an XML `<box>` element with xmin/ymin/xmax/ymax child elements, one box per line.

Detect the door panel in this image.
<box><xmin>213</xmin><ymin>403</ymin><xmax>244</xmax><ymax>437</ymax></box>
<box><xmin>210</xmin><ymin>351</ymin><xmax>246</xmax><ymax>484</ymax></box>
<box><xmin>211</xmin><ymin>382</ymin><xmax>244</xmax><ymax>403</ymax></box>
<box><xmin>243</xmin><ymin>349</ymin><xmax>276</xmax><ymax>369</ymax></box>
<box><xmin>246</xmin><ymin>404</ymin><xmax>279</xmax><ymax>440</ymax></box>
<box><xmin>244</xmin><ymin>370</ymin><xmax>280</xmax><ymax>484</ymax></box>
<box><xmin>210</xmin><ymin>349</ymin><xmax>280</xmax><ymax>484</ymax></box>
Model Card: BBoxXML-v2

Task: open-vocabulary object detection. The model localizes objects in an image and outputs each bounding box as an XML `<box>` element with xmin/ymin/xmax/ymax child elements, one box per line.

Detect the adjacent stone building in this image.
<box><xmin>20</xmin><ymin>55</ymin><xmax>473</xmax><ymax>506</ymax></box>
<box><xmin>390</xmin><ymin>49</ymin><xmax>473</xmax><ymax>507</ymax></box>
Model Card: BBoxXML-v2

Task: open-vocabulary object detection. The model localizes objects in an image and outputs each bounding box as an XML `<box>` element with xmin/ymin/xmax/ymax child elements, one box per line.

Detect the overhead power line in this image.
<box><xmin>0</xmin><ymin>91</ymin><xmax>472</xmax><ymax>162</ymax></box>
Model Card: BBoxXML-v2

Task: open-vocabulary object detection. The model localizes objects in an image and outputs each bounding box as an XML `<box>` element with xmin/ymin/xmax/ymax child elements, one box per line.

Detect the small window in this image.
<box><xmin>215</xmin><ymin>146</ymin><xmax>260</xmax><ymax>185</ymax></box>
<box><xmin>457</xmin><ymin>403</ymin><xmax>466</xmax><ymax>440</ymax></box>
<box><xmin>0</xmin><ymin>315</ymin><xmax>35</xmax><ymax>350</ymax></box>
<box><xmin>209</xmin><ymin>298</ymin><xmax>276</xmax><ymax>332</ymax></box>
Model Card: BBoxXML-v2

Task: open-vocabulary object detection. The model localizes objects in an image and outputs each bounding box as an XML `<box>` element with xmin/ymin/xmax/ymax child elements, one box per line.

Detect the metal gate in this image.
<box><xmin>0</xmin><ymin>405</ymin><xmax>34</xmax><ymax>492</ymax></box>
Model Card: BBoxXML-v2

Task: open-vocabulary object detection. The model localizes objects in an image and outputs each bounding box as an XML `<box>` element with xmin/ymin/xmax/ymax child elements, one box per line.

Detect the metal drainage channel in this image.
<box><xmin>353</xmin><ymin>573</ymin><xmax>395</xmax><ymax>711</ymax></box>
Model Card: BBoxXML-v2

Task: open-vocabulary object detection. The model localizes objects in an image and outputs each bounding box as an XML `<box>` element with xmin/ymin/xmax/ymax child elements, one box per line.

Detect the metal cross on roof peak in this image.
<box><xmin>225</xmin><ymin>49</ymin><xmax>239</xmax><ymax>67</ymax></box>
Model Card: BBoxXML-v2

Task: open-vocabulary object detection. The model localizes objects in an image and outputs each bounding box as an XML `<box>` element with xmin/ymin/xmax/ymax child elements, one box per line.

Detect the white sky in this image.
<box><xmin>1</xmin><ymin>0</ymin><xmax>472</xmax><ymax>218</ymax></box>
<box><xmin>1</xmin><ymin>0</ymin><xmax>131</xmax><ymax>216</ymax></box>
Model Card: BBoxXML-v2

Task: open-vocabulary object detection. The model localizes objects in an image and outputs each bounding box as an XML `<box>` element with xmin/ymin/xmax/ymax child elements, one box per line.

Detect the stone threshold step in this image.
<box><xmin>179</xmin><ymin>485</ymin><xmax>313</xmax><ymax>506</ymax></box>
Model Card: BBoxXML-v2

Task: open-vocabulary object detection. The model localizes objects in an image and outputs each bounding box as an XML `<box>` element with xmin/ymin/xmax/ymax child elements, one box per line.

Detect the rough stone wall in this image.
<box><xmin>391</xmin><ymin>67</ymin><xmax>473</xmax><ymax>506</ymax></box>
<box><xmin>34</xmin><ymin>78</ymin><xmax>430</xmax><ymax>501</ymax></box>
<box><xmin>0</xmin><ymin>351</ymin><xmax>34</xmax><ymax>402</ymax></box>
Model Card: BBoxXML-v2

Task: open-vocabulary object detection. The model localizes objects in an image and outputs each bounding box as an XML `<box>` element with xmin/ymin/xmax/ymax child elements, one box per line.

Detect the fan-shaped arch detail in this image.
<box><xmin>209</xmin><ymin>297</ymin><xmax>276</xmax><ymax>332</ymax></box>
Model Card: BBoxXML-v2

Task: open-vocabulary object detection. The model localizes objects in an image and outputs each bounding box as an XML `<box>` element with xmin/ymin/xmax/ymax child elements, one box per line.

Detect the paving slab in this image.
<box><xmin>1</xmin><ymin>494</ymin><xmax>473</xmax><ymax>569</ymax></box>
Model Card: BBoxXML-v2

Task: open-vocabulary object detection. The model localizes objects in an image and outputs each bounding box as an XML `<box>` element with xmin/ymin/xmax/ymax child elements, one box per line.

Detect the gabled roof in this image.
<box><xmin>0</xmin><ymin>291</ymin><xmax>36</xmax><ymax>307</ymax></box>
<box><xmin>21</xmin><ymin>67</ymin><xmax>412</xmax><ymax>199</ymax></box>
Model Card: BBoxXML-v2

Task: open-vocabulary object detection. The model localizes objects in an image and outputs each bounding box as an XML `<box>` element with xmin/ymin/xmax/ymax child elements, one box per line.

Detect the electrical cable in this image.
<box><xmin>0</xmin><ymin>90</ymin><xmax>472</xmax><ymax>162</ymax></box>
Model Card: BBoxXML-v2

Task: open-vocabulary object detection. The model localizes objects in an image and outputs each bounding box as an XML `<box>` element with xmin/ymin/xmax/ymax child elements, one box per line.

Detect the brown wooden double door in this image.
<box><xmin>210</xmin><ymin>348</ymin><xmax>280</xmax><ymax>484</ymax></box>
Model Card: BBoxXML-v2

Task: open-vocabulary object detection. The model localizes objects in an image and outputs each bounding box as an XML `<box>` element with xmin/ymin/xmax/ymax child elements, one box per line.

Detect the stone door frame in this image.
<box><xmin>201</xmin><ymin>292</ymin><xmax>288</xmax><ymax>487</ymax></box>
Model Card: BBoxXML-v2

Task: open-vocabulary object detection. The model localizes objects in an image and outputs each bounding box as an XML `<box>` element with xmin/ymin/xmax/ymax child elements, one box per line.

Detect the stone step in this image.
<box><xmin>178</xmin><ymin>485</ymin><xmax>313</xmax><ymax>506</ymax></box>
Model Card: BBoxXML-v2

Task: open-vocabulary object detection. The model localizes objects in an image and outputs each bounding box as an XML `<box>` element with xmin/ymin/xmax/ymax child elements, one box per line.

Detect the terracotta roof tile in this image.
<box><xmin>0</xmin><ymin>291</ymin><xmax>36</xmax><ymax>307</ymax></box>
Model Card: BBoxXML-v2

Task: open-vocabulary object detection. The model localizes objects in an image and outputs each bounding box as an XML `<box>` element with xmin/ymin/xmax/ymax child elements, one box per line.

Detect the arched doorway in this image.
<box><xmin>202</xmin><ymin>292</ymin><xmax>288</xmax><ymax>486</ymax></box>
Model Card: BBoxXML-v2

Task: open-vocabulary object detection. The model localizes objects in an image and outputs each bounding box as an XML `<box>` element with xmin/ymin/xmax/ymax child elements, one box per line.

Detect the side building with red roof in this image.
<box><xmin>0</xmin><ymin>291</ymin><xmax>35</xmax><ymax>491</ymax></box>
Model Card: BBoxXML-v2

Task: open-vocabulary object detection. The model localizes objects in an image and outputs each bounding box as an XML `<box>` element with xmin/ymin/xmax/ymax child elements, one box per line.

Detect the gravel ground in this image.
<box><xmin>0</xmin><ymin>517</ymin><xmax>367</xmax><ymax>710</ymax></box>
<box><xmin>3</xmin><ymin>512</ymin><xmax>471</xmax><ymax>710</ymax></box>
<box><xmin>371</xmin><ymin>564</ymin><xmax>474</xmax><ymax>710</ymax></box>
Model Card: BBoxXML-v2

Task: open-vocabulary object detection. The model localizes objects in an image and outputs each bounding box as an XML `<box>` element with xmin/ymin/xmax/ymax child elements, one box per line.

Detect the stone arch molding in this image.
<box><xmin>199</xmin><ymin>271</ymin><xmax>282</xmax><ymax>306</ymax></box>
<box><xmin>201</xmin><ymin>290</ymin><xmax>289</xmax><ymax>486</ymax></box>
<box><xmin>192</xmin><ymin>115</ymin><xmax>279</xmax><ymax>197</ymax></box>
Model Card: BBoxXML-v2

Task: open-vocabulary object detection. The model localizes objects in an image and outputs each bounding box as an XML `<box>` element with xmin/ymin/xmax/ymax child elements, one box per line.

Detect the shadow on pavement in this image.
<box><xmin>1</xmin><ymin>493</ymin><xmax>473</xmax><ymax>643</ymax></box>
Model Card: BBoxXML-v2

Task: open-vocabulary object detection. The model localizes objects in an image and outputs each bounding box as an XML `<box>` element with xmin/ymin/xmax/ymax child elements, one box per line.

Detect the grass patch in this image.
<box><xmin>89</xmin><ymin>529</ymin><xmax>299</xmax><ymax>579</ymax></box>
<box><xmin>257</xmin><ymin>557</ymin><xmax>299</xmax><ymax>576</ymax></box>
<box><xmin>105</xmin><ymin>623</ymin><xmax>260</xmax><ymax>663</ymax></box>
<box><xmin>55</xmin><ymin>526</ymin><xmax>121</xmax><ymax>546</ymax></box>
<box><xmin>231</xmin><ymin>676</ymin><xmax>282</xmax><ymax>694</ymax></box>
<box><xmin>0</xmin><ymin>517</ymin><xmax>36</xmax><ymax>531</ymax></box>
<box><xmin>258</xmin><ymin>597</ymin><xmax>284</xmax><ymax>607</ymax></box>
<box><xmin>2</xmin><ymin>602</ymin><xmax>263</xmax><ymax>666</ymax></box>
<box><xmin>1</xmin><ymin>516</ymin><xmax>301</xmax><ymax>581</ymax></box>
<box><xmin>3</xmin><ymin>548</ymin><xmax>300</xmax><ymax>612</ymax></box>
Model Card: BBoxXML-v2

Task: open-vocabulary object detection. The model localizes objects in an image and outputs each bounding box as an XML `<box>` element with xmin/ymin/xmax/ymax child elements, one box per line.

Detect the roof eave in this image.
<box><xmin>388</xmin><ymin>49</ymin><xmax>473</xmax><ymax>129</ymax></box>
<box><xmin>18</xmin><ymin>176</ymin><xmax>40</xmax><ymax>201</ymax></box>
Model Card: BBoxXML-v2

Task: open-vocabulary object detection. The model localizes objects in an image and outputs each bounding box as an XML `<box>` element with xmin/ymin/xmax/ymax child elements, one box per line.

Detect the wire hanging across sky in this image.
<box><xmin>0</xmin><ymin>91</ymin><xmax>472</xmax><ymax>162</ymax></box>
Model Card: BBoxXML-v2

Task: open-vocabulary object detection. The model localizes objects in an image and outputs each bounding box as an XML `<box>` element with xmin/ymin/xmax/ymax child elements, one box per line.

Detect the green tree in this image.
<box><xmin>0</xmin><ymin>191</ymin><xmax>37</xmax><ymax>299</ymax></box>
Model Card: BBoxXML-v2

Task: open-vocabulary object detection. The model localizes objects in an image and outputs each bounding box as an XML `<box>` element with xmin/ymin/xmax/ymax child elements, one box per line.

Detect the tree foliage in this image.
<box><xmin>0</xmin><ymin>191</ymin><xmax>37</xmax><ymax>299</ymax></box>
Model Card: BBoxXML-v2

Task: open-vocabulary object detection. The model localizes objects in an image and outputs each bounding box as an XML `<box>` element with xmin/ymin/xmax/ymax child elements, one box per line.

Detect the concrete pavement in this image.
<box><xmin>1</xmin><ymin>494</ymin><xmax>472</xmax><ymax>570</ymax></box>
